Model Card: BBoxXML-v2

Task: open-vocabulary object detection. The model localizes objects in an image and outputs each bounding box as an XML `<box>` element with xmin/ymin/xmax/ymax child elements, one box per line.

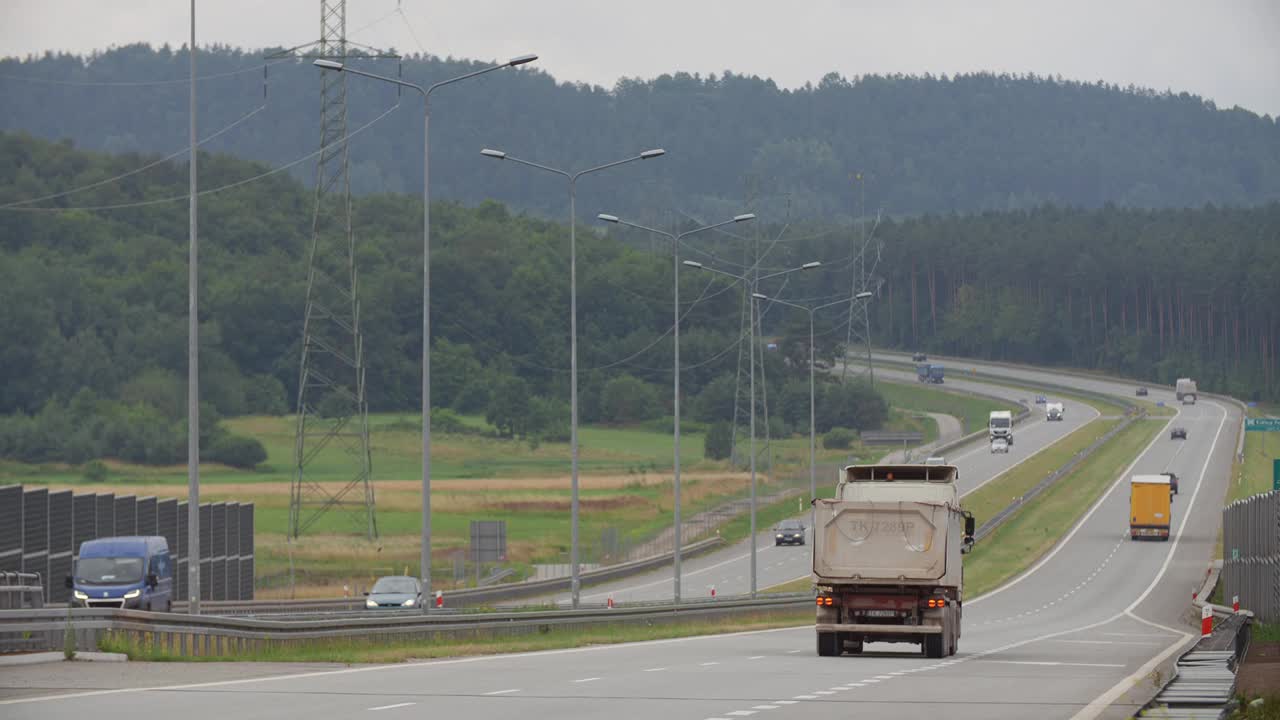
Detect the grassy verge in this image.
<box><xmin>1233</xmin><ymin>404</ymin><xmax>1279</xmax><ymax>503</ymax></box>
<box><xmin>762</xmin><ymin>576</ymin><xmax>813</xmax><ymax>594</ymax></box>
<box><xmin>877</xmin><ymin>380</ymin><xmax>1017</xmax><ymax>435</ymax></box>
<box><xmin>964</xmin><ymin>418</ymin><xmax>1165</xmax><ymax>598</ymax></box>
<box><xmin>97</xmin><ymin>608</ymin><xmax>813</xmax><ymax>663</ymax></box>
<box><xmin>961</xmin><ymin>418</ymin><xmax>1123</xmax><ymax>525</ymax></box>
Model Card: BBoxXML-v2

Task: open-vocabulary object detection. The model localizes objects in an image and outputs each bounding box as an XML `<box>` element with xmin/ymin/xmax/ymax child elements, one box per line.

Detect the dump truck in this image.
<box><xmin>1175</xmin><ymin>378</ymin><xmax>1197</xmax><ymax>404</ymax></box>
<box><xmin>1046</xmin><ymin>402</ymin><xmax>1064</xmax><ymax>421</ymax></box>
<box><xmin>989</xmin><ymin>410</ymin><xmax>1014</xmax><ymax>444</ymax></box>
<box><xmin>1129</xmin><ymin>475</ymin><xmax>1172</xmax><ymax>541</ymax></box>
<box><xmin>812</xmin><ymin>463</ymin><xmax>975</xmax><ymax>658</ymax></box>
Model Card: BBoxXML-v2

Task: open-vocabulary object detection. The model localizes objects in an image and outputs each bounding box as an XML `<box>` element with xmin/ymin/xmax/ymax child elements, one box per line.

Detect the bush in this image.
<box><xmin>243</xmin><ymin>374</ymin><xmax>289</xmax><ymax>415</ymax></box>
<box><xmin>822</xmin><ymin>427</ymin><xmax>856</xmax><ymax>450</ymax></box>
<box><xmin>527</xmin><ymin>395</ymin><xmax>570</xmax><ymax>443</ymax></box>
<box><xmin>205</xmin><ymin>434</ymin><xmax>268</xmax><ymax>469</ymax></box>
<box><xmin>82</xmin><ymin>460</ymin><xmax>108</xmax><ymax>482</ymax></box>
<box><xmin>430</xmin><ymin>407</ymin><xmax>470</xmax><ymax>434</ymax></box>
<box><xmin>705</xmin><ymin>421</ymin><xmax>733</xmax><ymax>460</ymax></box>
<box><xmin>598</xmin><ymin>374</ymin><xmax>663</xmax><ymax>424</ymax></box>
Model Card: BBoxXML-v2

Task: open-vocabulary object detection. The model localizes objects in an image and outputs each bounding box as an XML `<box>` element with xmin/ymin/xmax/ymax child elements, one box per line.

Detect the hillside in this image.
<box><xmin>3</xmin><ymin>44</ymin><xmax>1279</xmax><ymax>221</ymax></box>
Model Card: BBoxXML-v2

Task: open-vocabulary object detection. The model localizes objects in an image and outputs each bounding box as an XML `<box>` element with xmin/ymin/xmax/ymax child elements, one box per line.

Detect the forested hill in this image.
<box><xmin>3</xmin><ymin>44</ymin><xmax>1280</xmax><ymax>221</ymax></box>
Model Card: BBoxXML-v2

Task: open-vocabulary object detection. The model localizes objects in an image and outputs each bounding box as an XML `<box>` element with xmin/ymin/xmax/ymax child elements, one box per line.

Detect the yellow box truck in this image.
<box><xmin>1129</xmin><ymin>475</ymin><xmax>1172</xmax><ymax>541</ymax></box>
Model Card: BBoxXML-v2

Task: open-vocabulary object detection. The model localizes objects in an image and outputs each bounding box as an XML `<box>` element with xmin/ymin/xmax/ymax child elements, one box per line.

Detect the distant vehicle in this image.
<box><xmin>1034</xmin><ymin>395</ymin><xmax>1047</xmax><ymax>404</ymax></box>
<box><xmin>813</xmin><ymin>463</ymin><xmax>975</xmax><ymax>658</ymax></box>
<box><xmin>1136</xmin><ymin>387</ymin><xmax>1149</xmax><ymax>397</ymax></box>
<box><xmin>67</xmin><ymin>536</ymin><xmax>173</xmax><ymax>611</ymax></box>
<box><xmin>912</xmin><ymin>352</ymin><xmax>927</xmax><ymax>362</ymax></box>
<box><xmin>1046</xmin><ymin>402</ymin><xmax>1064</xmax><ymax>421</ymax></box>
<box><xmin>1176</xmin><ymin>378</ymin><xmax>1198</xmax><ymax>404</ymax></box>
<box><xmin>1130</xmin><ymin>475</ymin><xmax>1172</xmax><ymax>540</ymax></box>
<box><xmin>990</xmin><ymin>437</ymin><xmax>1009</xmax><ymax>454</ymax></box>
<box><xmin>1162</xmin><ymin>471</ymin><xmax>1180</xmax><ymax>496</ymax></box>
<box><xmin>924</xmin><ymin>456</ymin><xmax>946</xmax><ymax>466</ymax></box>
<box><xmin>988</xmin><ymin>410</ymin><xmax>1013</xmax><ymax>445</ymax></box>
<box><xmin>1170</xmin><ymin>427</ymin><xmax>1187</xmax><ymax>440</ymax></box>
<box><xmin>774</xmin><ymin>519</ymin><xmax>806</xmax><ymax>546</ymax></box>
<box><xmin>365</xmin><ymin>576</ymin><xmax>422</xmax><ymax>610</ymax></box>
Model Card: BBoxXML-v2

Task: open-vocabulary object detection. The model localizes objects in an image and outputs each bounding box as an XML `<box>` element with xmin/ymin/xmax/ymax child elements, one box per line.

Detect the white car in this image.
<box><xmin>990</xmin><ymin>438</ymin><xmax>1009</xmax><ymax>454</ymax></box>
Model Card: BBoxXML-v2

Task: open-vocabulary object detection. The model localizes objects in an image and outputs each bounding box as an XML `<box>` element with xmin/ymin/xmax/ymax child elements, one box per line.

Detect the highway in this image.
<box><xmin>1</xmin><ymin>357</ymin><xmax>1239</xmax><ymax>720</ymax></box>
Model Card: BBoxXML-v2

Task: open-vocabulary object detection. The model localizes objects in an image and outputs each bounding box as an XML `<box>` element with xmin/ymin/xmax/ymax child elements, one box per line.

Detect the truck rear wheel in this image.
<box><xmin>817</xmin><ymin>632</ymin><xmax>840</xmax><ymax>657</ymax></box>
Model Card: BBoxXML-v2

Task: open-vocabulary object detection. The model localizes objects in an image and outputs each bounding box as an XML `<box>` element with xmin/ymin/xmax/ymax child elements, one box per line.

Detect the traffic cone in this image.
<box><xmin>1232</xmin><ymin>595</ymin><xmax>1240</xmax><ymax>612</ymax></box>
<box><xmin>607</xmin><ymin>594</ymin><xmax>614</xmax><ymax>609</ymax></box>
<box><xmin>1200</xmin><ymin>604</ymin><xmax>1213</xmax><ymax>637</ymax></box>
<box><xmin>435</xmin><ymin>590</ymin><xmax>443</xmax><ymax>608</ymax></box>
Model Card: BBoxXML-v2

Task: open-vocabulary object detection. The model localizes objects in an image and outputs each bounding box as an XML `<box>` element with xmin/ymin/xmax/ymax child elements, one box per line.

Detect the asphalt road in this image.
<box><xmin>2</xmin><ymin>357</ymin><xmax>1239</xmax><ymax>720</ymax></box>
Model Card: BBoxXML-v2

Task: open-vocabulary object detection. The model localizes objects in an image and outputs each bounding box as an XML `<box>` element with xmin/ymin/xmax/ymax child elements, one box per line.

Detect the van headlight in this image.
<box><xmin>73</xmin><ymin>591</ymin><xmax>88</xmax><ymax>601</ymax></box>
<box><xmin>366</xmin><ymin>598</ymin><xmax>378</xmax><ymax>608</ymax></box>
<box><xmin>401</xmin><ymin>598</ymin><xmax>416</xmax><ymax>607</ymax></box>
<box><xmin>123</xmin><ymin>589</ymin><xmax>141</xmax><ymax>599</ymax></box>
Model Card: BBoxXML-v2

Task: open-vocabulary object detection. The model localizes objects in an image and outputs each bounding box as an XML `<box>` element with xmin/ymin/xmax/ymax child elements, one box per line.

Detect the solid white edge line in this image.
<box><xmin>968</xmin><ymin>403</ymin><xmax>1179</xmax><ymax>606</ymax></box>
<box><xmin>483</xmin><ymin>689</ymin><xmax>521</xmax><ymax>695</ymax></box>
<box><xmin>1067</xmin><ymin>401</ymin><xmax>1228</xmax><ymax>720</ymax></box>
<box><xmin>369</xmin><ymin>702</ymin><xmax>415</xmax><ymax>711</ymax></box>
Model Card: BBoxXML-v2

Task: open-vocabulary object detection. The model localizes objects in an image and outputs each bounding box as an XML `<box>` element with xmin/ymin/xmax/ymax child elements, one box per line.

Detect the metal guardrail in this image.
<box><xmin>170</xmin><ymin>536</ymin><xmax>725</xmax><ymax>616</ymax></box>
<box><xmin>0</xmin><ymin>593</ymin><xmax>814</xmax><ymax>656</ymax></box>
<box><xmin>861</xmin><ymin>431</ymin><xmax>924</xmax><ymax>445</ymax></box>
<box><xmin>0</xmin><ymin>572</ymin><xmax>44</xmax><ymax>610</ymax></box>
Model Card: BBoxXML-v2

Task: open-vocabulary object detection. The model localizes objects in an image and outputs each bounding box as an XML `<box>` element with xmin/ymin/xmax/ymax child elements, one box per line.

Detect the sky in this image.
<box><xmin>2</xmin><ymin>0</ymin><xmax>1279</xmax><ymax>117</ymax></box>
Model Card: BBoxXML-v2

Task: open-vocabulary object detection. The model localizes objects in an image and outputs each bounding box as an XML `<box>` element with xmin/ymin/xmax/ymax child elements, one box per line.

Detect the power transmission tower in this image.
<box><xmin>842</xmin><ymin>173</ymin><xmax>883</xmax><ymax>386</ymax></box>
<box><xmin>271</xmin><ymin>2</ymin><xmax>398</xmax><ymax>539</ymax></box>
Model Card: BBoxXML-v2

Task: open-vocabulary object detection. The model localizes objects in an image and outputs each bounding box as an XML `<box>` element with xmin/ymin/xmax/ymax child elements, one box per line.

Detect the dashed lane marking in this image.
<box><xmin>369</xmin><ymin>703</ymin><xmax>415</xmax><ymax>711</ymax></box>
<box><xmin>483</xmin><ymin>689</ymin><xmax>520</xmax><ymax>695</ymax></box>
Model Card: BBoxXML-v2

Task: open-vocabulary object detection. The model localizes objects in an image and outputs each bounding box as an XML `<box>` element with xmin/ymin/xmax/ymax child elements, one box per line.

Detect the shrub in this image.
<box><xmin>822</xmin><ymin>427</ymin><xmax>856</xmax><ymax>450</ymax></box>
<box><xmin>82</xmin><ymin>460</ymin><xmax>108</xmax><ymax>482</ymax></box>
<box><xmin>704</xmin><ymin>421</ymin><xmax>733</xmax><ymax>460</ymax></box>
<box><xmin>205</xmin><ymin>434</ymin><xmax>268</xmax><ymax>469</ymax></box>
<box><xmin>430</xmin><ymin>407</ymin><xmax>470</xmax><ymax>434</ymax></box>
<box><xmin>599</xmin><ymin>374</ymin><xmax>663</xmax><ymax>424</ymax></box>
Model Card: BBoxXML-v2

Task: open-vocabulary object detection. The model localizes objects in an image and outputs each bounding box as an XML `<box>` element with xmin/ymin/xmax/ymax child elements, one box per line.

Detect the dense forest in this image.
<box><xmin>0</xmin><ymin>132</ymin><xmax>1277</xmax><ymax>465</ymax></box>
<box><xmin>3</xmin><ymin>44</ymin><xmax>1279</xmax><ymax>222</ymax></box>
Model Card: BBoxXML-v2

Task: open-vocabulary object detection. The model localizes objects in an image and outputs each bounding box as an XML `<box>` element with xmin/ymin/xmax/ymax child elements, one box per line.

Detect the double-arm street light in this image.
<box><xmin>597</xmin><ymin>212</ymin><xmax>756</xmax><ymax>603</ymax></box>
<box><xmin>316</xmin><ymin>53</ymin><xmax>537</xmax><ymax>611</ymax></box>
<box><xmin>482</xmin><ymin>147</ymin><xmax>665</xmax><ymax>609</ymax></box>
<box><xmin>682</xmin><ymin>259</ymin><xmax>821</xmax><ymax>596</ymax></box>
<box><xmin>752</xmin><ymin>291</ymin><xmax>873</xmax><ymax>534</ymax></box>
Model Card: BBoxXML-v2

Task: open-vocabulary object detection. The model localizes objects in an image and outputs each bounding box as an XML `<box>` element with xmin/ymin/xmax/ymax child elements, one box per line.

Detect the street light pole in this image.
<box><xmin>684</xmin><ymin>259</ymin><xmax>821</xmax><ymax>596</ymax></box>
<box><xmin>316</xmin><ymin>54</ymin><xmax>537</xmax><ymax>612</ymax></box>
<box><xmin>483</xmin><ymin>148</ymin><xmax>665</xmax><ymax>609</ymax></box>
<box><xmin>187</xmin><ymin>0</ymin><xmax>200</xmax><ymax>614</ymax></box>
<box><xmin>751</xmin><ymin>293</ymin><xmax>867</xmax><ymax>534</ymax></box>
<box><xmin>597</xmin><ymin>213</ymin><xmax>755</xmax><ymax>603</ymax></box>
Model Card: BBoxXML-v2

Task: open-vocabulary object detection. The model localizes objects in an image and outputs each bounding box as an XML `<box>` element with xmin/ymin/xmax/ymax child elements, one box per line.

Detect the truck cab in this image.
<box><xmin>67</xmin><ymin>536</ymin><xmax>173</xmax><ymax>611</ymax></box>
<box><xmin>988</xmin><ymin>410</ymin><xmax>1013</xmax><ymax>444</ymax></box>
<box><xmin>1175</xmin><ymin>378</ymin><xmax>1197</xmax><ymax>404</ymax></box>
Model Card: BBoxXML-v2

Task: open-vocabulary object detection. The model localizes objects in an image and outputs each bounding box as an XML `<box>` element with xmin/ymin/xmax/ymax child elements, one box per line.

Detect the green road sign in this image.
<box><xmin>1274</xmin><ymin>459</ymin><xmax>1279</xmax><ymax>492</ymax></box>
<box><xmin>1245</xmin><ymin>417</ymin><xmax>1280</xmax><ymax>431</ymax></box>
<box><xmin>1232</xmin><ymin>548</ymin><xmax>1240</xmax><ymax>561</ymax></box>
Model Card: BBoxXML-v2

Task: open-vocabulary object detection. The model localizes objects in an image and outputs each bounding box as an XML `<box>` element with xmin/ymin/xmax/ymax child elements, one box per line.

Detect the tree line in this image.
<box><xmin>3</xmin><ymin>44</ymin><xmax>1279</xmax><ymax>224</ymax></box>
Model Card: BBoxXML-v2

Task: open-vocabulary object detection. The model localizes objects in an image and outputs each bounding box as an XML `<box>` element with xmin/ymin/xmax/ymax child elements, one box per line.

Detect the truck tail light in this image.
<box><xmin>816</xmin><ymin>596</ymin><xmax>834</xmax><ymax>606</ymax></box>
<box><xmin>927</xmin><ymin>598</ymin><xmax>947</xmax><ymax>608</ymax></box>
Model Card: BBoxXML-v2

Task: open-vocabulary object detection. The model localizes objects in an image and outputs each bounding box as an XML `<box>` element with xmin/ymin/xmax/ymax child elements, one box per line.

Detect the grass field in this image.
<box><xmin>1232</xmin><ymin>403</ymin><xmax>1279</xmax><ymax>503</ymax></box>
<box><xmin>963</xmin><ymin>418</ymin><xmax>1165</xmax><ymax>598</ymax></box>
<box><xmin>877</xmin><ymin>381</ymin><xmax>1017</xmax><ymax>435</ymax></box>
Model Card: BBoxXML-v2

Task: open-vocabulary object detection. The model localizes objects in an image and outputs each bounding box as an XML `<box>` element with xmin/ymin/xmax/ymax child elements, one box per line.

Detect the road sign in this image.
<box><xmin>1232</xmin><ymin>548</ymin><xmax>1240</xmax><ymax>561</ymax></box>
<box><xmin>1274</xmin><ymin>459</ymin><xmax>1279</xmax><ymax>492</ymax></box>
<box><xmin>1245</xmin><ymin>417</ymin><xmax>1280</xmax><ymax>431</ymax></box>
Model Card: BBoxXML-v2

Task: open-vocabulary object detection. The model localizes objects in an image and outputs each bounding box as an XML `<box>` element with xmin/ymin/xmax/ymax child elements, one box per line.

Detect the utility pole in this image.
<box><xmin>186</xmin><ymin>0</ymin><xmax>201</xmax><ymax>614</ymax></box>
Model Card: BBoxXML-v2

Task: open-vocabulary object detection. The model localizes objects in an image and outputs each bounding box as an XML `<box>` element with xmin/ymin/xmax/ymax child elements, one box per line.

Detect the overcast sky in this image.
<box><xmin>3</xmin><ymin>0</ymin><xmax>1279</xmax><ymax>116</ymax></box>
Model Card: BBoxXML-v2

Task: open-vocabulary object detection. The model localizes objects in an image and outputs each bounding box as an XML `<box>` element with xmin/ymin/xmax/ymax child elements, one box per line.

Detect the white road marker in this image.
<box><xmin>369</xmin><ymin>702</ymin><xmax>415</xmax><ymax>711</ymax></box>
<box><xmin>643</xmin><ymin>667</ymin><xmax>667</xmax><ymax>672</ymax></box>
<box><xmin>773</xmin><ymin>700</ymin><xmax>799</xmax><ymax>704</ymax></box>
<box><xmin>483</xmin><ymin>689</ymin><xmax>520</xmax><ymax>695</ymax></box>
<box><xmin>748</xmin><ymin>655</ymin><xmax>765</xmax><ymax>660</ymax></box>
<box><xmin>793</xmin><ymin>694</ymin><xmax>819</xmax><ymax>699</ymax></box>
<box><xmin>700</xmin><ymin>661</ymin><xmax>720</xmax><ymax>666</ymax></box>
<box><xmin>725</xmin><ymin>711</ymin><xmax>758</xmax><ymax>716</ymax></box>
<box><xmin>574</xmin><ymin>677</ymin><xmax>601</xmax><ymax>683</ymax></box>
<box><xmin>751</xmin><ymin>705</ymin><xmax>780</xmax><ymax>710</ymax></box>
<box><xmin>813</xmin><ymin>690</ymin><xmax>835</xmax><ymax>695</ymax></box>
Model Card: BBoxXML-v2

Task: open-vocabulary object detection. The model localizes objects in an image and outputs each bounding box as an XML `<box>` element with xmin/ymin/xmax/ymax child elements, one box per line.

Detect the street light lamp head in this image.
<box><xmin>802</xmin><ymin>261</ymin><xmax>822</xmax><ymax>270</ymax></box>
<box><xmin>597</xmin><ymin>213</ymin><xmax>620</xmax><ymax>223</ymax></box>
<box><xmin>313</xmin><ymin>59</ymin><xmax>344</xmax><ymax>72</ymax></box>
<box><xmin>752</xmin><ymin>292</ymin><xmax>768</xmax><ymax>301</ymax></box>
<box><xmin>733</xmin><ymin>213</ymin><xmax>756</xmax><ymax>223</ymax></box>
<box><xmin>480</xmin><ymin>148</ymin><xmax>507</xmax><ymax>160</ymax></box>
<box><xmin>640</xmin><ymin>149</ymin><xmax>666</xmax><ymax>160</ymax></box>
<box><xmin>507</xmin><ymin>54</ymin><xmax>538</xmax><ymax>66</ymax></box>
<box><xmin>856</xmin><ymin>290</ymin><xmax>874</xmax><ymax>300</ymax></box>
<box><xmin>682</xmin><ymin>260</ymin><xmax>704</xmax><ymax>269</ymax></box>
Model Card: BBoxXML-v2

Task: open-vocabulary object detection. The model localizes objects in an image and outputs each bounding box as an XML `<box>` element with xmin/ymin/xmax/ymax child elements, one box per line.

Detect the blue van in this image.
<box><xmin>67</xmin><ymin>536</ymin><xmax>173</xmax><ymax>612</ymax></box>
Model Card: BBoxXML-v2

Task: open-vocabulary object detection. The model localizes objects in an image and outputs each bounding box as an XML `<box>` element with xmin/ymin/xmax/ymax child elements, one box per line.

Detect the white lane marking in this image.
<box><xmin>0</xmin><ymin>625</ymin><xmax>813</xmax><ymax>707</ymax></box>
<box><xmin>700</xmin><ymin>662</ymin><xmax>720</xmax><ymax>666</ymax></box>
<box><xmin>846</xmin><ymin>683</ymin><xmax>865</xmax><ymax>687</ymax></box>
<box><xmin>969</xmin><ymin>405</ymin><xmax>1178</xmax><ymax>606</ymax></box>
<box><xmin>1053</xmin><ymin>640</ymin><xmax>1163</xmax><ymax>646</ymax></box>
<box><xmin>643</xmin><ymin>667</ymin><xmax>666</xmax><ymax>672</ymax></box>
<box><xmin>752</xmin><ymin>705</ymin><xmax>779</xmax><ymax>710</ymax></box>
<box><xmin>793</xmin><ymin>695</ymin><xmax>818</xmax><ymax>699</ymax></box>
<box><xmin>984</xmin><ymin>661</ymin><xmax>1125</xmax><ymax>668</ymax></box>
<box><xmin>813</xmin><ymin>691</ymin><xmax>835</xmax><ymax>695</ymax></box>
<box><xmin>483</xmin><ymin>689</ymin><xmax>521</xmax><ymax>695</ymax></box>
<box><xmin>574</xmin><ymin>677</ymin><xmax>601</xmax><ymax>683</ymax></box>
<box><xmin>748</xmin><ymin>656</ymin><xmax>765</xmax><ymax>660</ymax></box>
<box><xmin>861</xmin><ymin>679</ymin><xmax>881</xmax><ymax>683</ymax></box>
<box><xmin>873</xmin><ymin>674</ymin><xmax>893</xmax><ymax>679</ymax></box>
<box><xmin>786</xmin><ymin>649</ymin><xmax>804</xmax><ymax>654</ymax></box>
<box><xmin>1069</xmin><ymin>401</ymin><xmax>1228</xmax><ymax>720</ymax></box>
<box><xmin>773</xmin><ymin>700</ymin><xmax>799</xmax><ymax>704</ymax></box>
<box><xmin>889</xmin><ymin>671</ymin><xmax>906</xmax><ymax>675</ymax></box>
<box><xmin>369</xmin><ymin>703</ymin><xmax>415</xmax><ymax>711</ymax></box>
<box><xmin>1101</xmin><ymin>632</ymin><xmax>1175</xmax><ymax>638</ymax></box>
<box><xmin>725</xmin><ymin>712</ymin><xmax>757</xmax><ymax>717</ymax></box>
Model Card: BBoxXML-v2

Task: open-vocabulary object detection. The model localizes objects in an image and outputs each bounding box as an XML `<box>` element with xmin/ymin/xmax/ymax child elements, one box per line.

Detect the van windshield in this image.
<box><xmin>76</xmin><ymin>557</ymin><xmax>144</xmax><ymax>585</ymax></box>
<box><xmin>991</xmin><ymin>418</ymin><xmax>1010</xmax><ymax>428</ymax></box>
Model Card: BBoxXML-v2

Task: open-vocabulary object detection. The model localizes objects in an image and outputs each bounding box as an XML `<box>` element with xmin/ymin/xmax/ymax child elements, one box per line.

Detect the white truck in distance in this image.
<box><xmin>989</xmin><ymin>410</ymin><xmax>1013</xmax><ymax>444</ymax></box>
<box><xmin>1176</xmin><ymin>378</ymin><xmax>1198</xmax><ymax>404</ymax></box>
<box><xmin>1046</xmin><ymin>402</ymin><xmax>1064</xmax><ymax>421</ymax></box>
<box><xmin>813</xmin><ymin>463</ymin><xmax>975</xmax><ymax>658</ymax></box>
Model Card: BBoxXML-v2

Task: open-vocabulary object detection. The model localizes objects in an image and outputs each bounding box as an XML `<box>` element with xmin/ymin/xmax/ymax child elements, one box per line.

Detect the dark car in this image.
<box><xmin>774</xmin><ymin>519</ymin><xmax>806</xmax><ymax>546</ymax></box>
<box><xmin>1136</xmin><ymin>387</ymin><xmax>1149</xmax><ymax>397</ymax></box>
<box><xmin>1170</xmin><ymin>427</ymin><xmax>1187</xmax><ymax>440</ymax></box>
<box><xmin>1034</xmin><ymin>394</ymin><xmax>1047</xmax><ymax>404</ymax></box>
<box><xmin>365</xmin><ymin>575</ymin><xmax>422</xmax><ymax>610</ymax></box>
<box><xmin>912</xmin><ymin>352</ymin><xmax>927</xmax><ymax>362</ymax></box>
<box><xmin>1162</xmin><ymin>472</ymin><xmax>1180</xmax><ymax>495</ymax></box>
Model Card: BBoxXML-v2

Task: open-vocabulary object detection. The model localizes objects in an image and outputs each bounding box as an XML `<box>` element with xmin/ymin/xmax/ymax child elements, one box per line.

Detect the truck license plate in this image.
<box><xmin>864</xmin><ymin>610</ymin><xmax>897</xmax><ymax>617</ymax></box>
